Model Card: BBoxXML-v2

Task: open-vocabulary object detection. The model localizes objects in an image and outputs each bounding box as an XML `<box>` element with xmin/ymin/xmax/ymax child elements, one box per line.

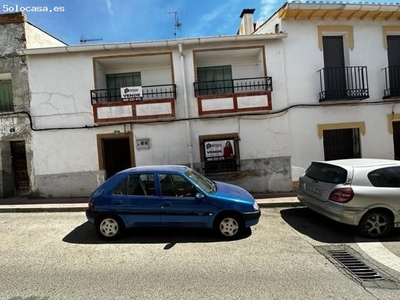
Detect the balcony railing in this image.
<box><xmin>90</xmin><ymin>84</ymin><xmax>176</xmax><ymax>104</ymax></box>
<box><xmin>383</xmin><ymin>66</ymin><xmax>400</xmax><ymax>98</ymax></box>
<box><xmin>193</xmin><ymin>76</ymin><xmax>273</xmax><ymax>97</ymax></box>
<box><xmin>318</xmin><ymin>66</ymin><xmax>369</xmax><ymax>101</ymax></box>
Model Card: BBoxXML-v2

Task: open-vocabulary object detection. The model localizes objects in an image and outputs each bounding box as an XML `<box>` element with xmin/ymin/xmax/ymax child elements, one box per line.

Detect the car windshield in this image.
<box><xmin>184</xmin><ymin>168</ymin><xmax>216</xmax><ymax>193</ymax></box>
<box><xmin>305</xmin><ymin>162</ymin><xmax>348</xmax><ymax>184</ymax></box>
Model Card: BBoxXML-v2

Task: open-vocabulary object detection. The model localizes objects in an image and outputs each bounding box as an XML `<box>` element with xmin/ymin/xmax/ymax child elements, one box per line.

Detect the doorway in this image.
<box><xmin>393</xmin><ymin>121</ymin><xmax>400</xmax><ymax>160</ymax></box>
<box><xmin>387</xmin><ymin>36</ymin><xmax>400</xmax><ymax>97</ymax></box>
<box><xmin>323</xmin><ymin>36</ymin><xmax>347</xmax><ymax>99</ymax></box>
<box><xmin>97</xmin><ymin>133</ymin><xmax>135</xmax><ymax>179</ymax></box>
<box><xmin>10</xmin><ymin>141</ymin><xmax>29</xmax><ymax>195</ymax></box>
<box><xmin>323</xmin><ymin>128</ymin><xmax>361</xmax><ymax>161</ymax></box>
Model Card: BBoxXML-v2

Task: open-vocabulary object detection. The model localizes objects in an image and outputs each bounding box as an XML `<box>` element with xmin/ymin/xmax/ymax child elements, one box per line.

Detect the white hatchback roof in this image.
<box><xmin>314</xmin><ymin>158</ymin><xmax>400</xmax><ymax>168</ymax></box>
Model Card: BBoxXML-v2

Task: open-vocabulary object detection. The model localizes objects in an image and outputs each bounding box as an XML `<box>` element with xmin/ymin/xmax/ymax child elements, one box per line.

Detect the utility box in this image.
<box><xmin>136</xmin><ymin>138</ymin><xmax>150</xmax><ymax>150</ymax></box>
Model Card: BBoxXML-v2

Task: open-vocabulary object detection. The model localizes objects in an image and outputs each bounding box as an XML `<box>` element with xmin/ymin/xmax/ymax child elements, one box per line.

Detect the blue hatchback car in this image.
<box><xmin>86</xmin><ymin>165</ymin><xmax>260</xmax><ymax>240</ymax></box>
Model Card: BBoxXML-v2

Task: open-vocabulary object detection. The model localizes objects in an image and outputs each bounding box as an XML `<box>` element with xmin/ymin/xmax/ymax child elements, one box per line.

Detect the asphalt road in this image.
<box><xmin>1</xmin><ymin>208</ymin><xmax>400</xmax><ymax>300</ymax></box>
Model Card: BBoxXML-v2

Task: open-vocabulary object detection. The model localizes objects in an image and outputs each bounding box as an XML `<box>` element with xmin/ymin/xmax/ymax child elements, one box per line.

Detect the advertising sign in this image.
<box><xmin>121</xmin><ymin>86</ymin><xmax>143</xmax><ymax>100</ymax></box>
<box><xmin>204</xmin><ymin>139</ymin><xmax>235</xmax><ymax>161</ymax></box>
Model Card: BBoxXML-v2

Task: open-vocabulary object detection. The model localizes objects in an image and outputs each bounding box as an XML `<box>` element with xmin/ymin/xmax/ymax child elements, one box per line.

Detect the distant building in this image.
<box><xmin>0</xmin><ymin>12</ymin><xmax>66</xmax><ymax>197</ymax></box>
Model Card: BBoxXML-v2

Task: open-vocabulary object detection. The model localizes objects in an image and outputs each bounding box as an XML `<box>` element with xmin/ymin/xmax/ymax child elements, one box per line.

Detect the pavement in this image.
<box><xmin>0</xmin><ymin>192</ymin><xmax>302</xmax><ymax>213</ymax></box>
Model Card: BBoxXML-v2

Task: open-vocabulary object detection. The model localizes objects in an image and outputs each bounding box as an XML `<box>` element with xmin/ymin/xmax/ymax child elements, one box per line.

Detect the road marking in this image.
<box><xmin>356</xmin><ymin>239</ymin><xmax>400</xmax><ymax>273</ymax></box>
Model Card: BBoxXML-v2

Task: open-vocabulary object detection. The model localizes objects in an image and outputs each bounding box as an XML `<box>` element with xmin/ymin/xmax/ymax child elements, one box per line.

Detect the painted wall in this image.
<box><xmin>24</xmin><ymin>23</ymin><xmax>66</xmax><ymax>48</ymax></box>
<box><xmin>258</xmin><ymin>16</ymin><xmax>400</xmax><ymax>183</ymax></box>
<box><xmin>26</xmin><ymin>38</ymin><xmax>293</xmax><ymax>196</ymax></box>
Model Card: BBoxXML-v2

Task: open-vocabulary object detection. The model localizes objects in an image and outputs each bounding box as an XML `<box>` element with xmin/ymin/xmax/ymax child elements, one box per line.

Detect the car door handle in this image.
<box><xmin>163</xmin><ymin>202</ymin><xmax>171</xmax><ymax>206</ymax></box>
<box><xmin>113</xmin><ymin>200</ymin><xmax>122</xmax><ymax>205</ymax></box>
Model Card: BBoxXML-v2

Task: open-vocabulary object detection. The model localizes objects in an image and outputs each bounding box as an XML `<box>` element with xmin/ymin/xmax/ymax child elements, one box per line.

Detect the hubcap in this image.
<box><xmin>100</xmin><ymin>218</ymin><xmax>119</xmax><ymax>237</ymax></box>
<box><xmin>219</xmin><ymin>217</ymin><xmax>239</xmax><ymax>237</ymax></box>
<box><xmin>366</xmin><ymin>214</ymin><xmax>388</xmax><ymax>236</ymax></box>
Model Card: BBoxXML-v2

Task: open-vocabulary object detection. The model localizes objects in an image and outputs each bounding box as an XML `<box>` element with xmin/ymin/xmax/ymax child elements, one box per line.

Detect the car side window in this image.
<box><xmin>113</xmin><ymin>174</ymin><xmax>154</xmax><ymax>196</ymax></box>
<box><xmin>159</xmin><ymin>173</ymin><xmax>197</xmax><ymax>197</ymax></box>
<box><xmin>368</xmin><ymin>167</ymin><xmax>400</xmax><ymax>188</ymax></box>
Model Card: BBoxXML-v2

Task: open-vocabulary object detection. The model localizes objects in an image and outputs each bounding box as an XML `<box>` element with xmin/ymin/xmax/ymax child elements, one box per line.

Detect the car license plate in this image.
<box><xmin>305</xmin><ymin>184</ymin><xmax>322</xmax><ymax>195</ymax></box>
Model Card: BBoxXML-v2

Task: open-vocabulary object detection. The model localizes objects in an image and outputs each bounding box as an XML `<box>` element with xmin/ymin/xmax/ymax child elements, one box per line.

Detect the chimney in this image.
<box><xmin>238</xmin><ymin>9</ymin><xmax>255</xmax><ymax>35</ymax></box>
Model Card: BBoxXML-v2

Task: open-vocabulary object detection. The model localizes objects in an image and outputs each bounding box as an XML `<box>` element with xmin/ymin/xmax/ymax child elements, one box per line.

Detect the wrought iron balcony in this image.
<box><xmin>90</xmin><ymin>84</ymin><xmax>176</xmax><ymax>104</ymax></box>
<box><xmin>193</xmin><ymin>76</ymin><xmax>272</xmax><ymax>97</ymax></box>
<box><xmin>318</xmin><ymin>66</ymin><xmax>369</xmax><ymax>101</ymax></box>
<box><xmin>383</xmin><ymin>66</ymin><xmax>400</xmax><ymax>98</ymax></box>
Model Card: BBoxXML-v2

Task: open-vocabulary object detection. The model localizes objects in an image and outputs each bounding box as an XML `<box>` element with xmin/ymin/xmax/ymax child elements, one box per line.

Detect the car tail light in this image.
<box><xmin>88</xmin><ymin>201</ymin><xmax>95</xmax><ymax>210</ymax></box>
<box><xmin>329</xmin><ymin>188</ymin><xmax>354</xmax><ymax>203</ymax></box>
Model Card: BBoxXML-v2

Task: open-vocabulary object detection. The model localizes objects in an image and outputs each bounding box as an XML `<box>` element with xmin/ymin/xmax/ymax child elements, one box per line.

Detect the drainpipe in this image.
<box><xmin>178</xmin><ymin>43</ymin><xmax>194</xmax><ymax>169</ymax></box>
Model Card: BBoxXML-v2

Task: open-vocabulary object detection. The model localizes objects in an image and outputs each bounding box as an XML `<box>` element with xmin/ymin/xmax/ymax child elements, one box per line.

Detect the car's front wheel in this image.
<box><xmin>214</xmin><ymin>213</ymin><xmax>243</xmax><ymax>239</ymax></box>
<box><xmin>96</xmin><ymin>216</ymin><xmax>123</xmax><ymax>240</ymax></box>
<box><xmin>359</xmin><ymin>210</ymin><xmax>393</xmax><ymax>239</ymax></box>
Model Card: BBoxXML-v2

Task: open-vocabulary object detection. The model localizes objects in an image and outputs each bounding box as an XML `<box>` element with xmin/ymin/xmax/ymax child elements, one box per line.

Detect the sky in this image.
<box><xmin>0</xmin><ymin>0</ymin><xmax>395</xmax><ymax>46</ymax></box>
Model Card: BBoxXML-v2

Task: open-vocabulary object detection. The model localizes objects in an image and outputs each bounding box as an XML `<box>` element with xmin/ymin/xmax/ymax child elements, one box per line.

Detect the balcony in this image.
<box><xmin>90</xmin><ymin>84</ymin><xmax>176</xmax><ymax>104</ymax></box>
<box><xmin>194</xmin><ymin>77</ymin><xmax>272</xmax><ymax>97</ymax></box>
<box><xmin>383</xmin><ymin>66</ymin><xmax>400</xmax><ymax>99</ymax></box>
<box><xmin>318</xmin><ymin>66</ymin><xmax>369</xmax><ymax>102</ymax></box>
<box><xmin>90</xmin><ymin>84</ymin><xmax>176</xmax><ymax>124</ymax></box>
<box><xmin>193</xmin><ymin>76</ymin><xmax>273</xmax><ymax>116</ymax></box>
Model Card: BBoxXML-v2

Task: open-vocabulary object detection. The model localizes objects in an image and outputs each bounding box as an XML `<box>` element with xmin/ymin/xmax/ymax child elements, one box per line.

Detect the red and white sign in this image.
<box><xmin>121</xmin><ymin>86</ymin><xmax>143</xmax><ymax>100</ymax></box>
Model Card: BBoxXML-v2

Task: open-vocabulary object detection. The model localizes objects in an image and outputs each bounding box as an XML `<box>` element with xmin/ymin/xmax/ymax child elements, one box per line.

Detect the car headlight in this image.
<box><xmin>253</xmin><ymin>202</ymin><xmax>259</xmax><ymax>211</ymax></box>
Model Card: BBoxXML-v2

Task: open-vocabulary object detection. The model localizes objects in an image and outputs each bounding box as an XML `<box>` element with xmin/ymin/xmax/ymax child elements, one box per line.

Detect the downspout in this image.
<box><xmin>178</xmin><ymin>43</ymin><xmax>194</xmax><ymax>168</ymax></box>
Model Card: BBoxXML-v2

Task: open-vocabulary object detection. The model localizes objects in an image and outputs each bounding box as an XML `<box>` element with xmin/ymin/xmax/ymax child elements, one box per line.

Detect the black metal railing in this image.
<box><xmin>193</xmin><ymin>76</ymin><xmax>272</xmax><ymax>97</ymax></box>
<box><xmin>318</xmin><ymin>66</ymin><xmax>369</xmax><ymax>101</ymax></box>
<box><xmin>90</xmin><ymin>84</ymin><xmax>176</xmax><ymax>104</ymax></box>
<box><xmin>383</xmin><ymin>66</ymin><xmax>400</xmax><ymax>98</ymax></box>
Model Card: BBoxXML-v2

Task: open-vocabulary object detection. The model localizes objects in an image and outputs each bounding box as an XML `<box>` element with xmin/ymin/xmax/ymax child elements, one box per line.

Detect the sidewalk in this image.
<box><xmin>0</xmin><ymin>193</ymin><xmax>302</xmax><ymax>213</ymax></box>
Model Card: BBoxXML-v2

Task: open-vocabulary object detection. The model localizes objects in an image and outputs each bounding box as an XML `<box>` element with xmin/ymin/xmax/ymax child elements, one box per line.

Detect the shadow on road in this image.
<box><xmin>62</xmin><ymin>221</ymin><xmax>252</xmax><ymax>247</ymax></box>
<box><xmin>280</xmin><ymin>207</ymin><xmax>400</xmax><ymax>243</ymax></box>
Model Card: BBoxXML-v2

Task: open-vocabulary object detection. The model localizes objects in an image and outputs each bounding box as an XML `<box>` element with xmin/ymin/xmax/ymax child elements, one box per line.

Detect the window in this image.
<box><xmin>159</xmin><ymin>174</ymin><xmax>197</xmax><ymax>197</ymax></box>
<box><xmin>196</xmin><ymin>66</ymin><xmax>233</xmax><ymax>96</ymax></box>
<box><xmin>199</xmin><ymin>133</ymin><xmax>239</xmax><ymax>174</ymax></box>
<box><xmin>105</xmin><ymin>72</ymin><xmax>141</xmax><ymax>102</ymax></box>
<box><xmin>0</xmin><ymin>80</ymin><xmax>13</xmax><ymax>111</ymax></box>
<box><xmin>368</xmin><ymin>167</ymin><xmax>400</xmax><ymax>188</ymax></box>
<box><xmin>113</xmin><ymin>174</ymin><xmax>154</xmax><ymax>196</ymax></box>
<box><xmin>305</xmin><ymin>163</ymin><xmax>347</xmax><ymax>184</ymax></box>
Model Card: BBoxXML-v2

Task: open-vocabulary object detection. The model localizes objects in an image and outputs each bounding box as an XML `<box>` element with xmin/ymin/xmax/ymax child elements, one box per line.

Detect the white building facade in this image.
<box><xmin>254</xmin><ymin>2</ymin><xmax>400</xmax><ymax>185</ymax></box>
<box><xmin>20</xmin><ymin>33</ymin><xmax>292</xmax><ymax>197</ymax></box>
<box><xmin>8</xmin><ymin>2</ymin><xmax>400</xmax><ymax>198</ymax></box>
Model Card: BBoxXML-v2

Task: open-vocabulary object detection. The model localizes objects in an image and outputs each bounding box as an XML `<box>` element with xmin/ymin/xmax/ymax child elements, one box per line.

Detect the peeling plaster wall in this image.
<box><xmin>0</xmin><ymin>18</ymin><xmax>33</xmax><ymax>198</ymax></box>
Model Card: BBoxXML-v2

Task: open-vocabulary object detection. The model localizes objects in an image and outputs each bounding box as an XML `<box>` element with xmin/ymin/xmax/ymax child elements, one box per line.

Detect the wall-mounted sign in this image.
<box><xmin>204</xmin><ymin>139</ymin><xmax>235</xmax><ymax>161</ymax></box>
<box><xmin>121</xmin><ymin>86</ymin><xmax>143</xmax><ymax>100</ymax></box>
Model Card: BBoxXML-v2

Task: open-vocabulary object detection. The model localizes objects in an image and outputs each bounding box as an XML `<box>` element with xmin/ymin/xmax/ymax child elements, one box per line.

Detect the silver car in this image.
<box><xmin>297</xmin><ymin>158</ymin><xmax>400</xmax><ymax>238</ymax></box>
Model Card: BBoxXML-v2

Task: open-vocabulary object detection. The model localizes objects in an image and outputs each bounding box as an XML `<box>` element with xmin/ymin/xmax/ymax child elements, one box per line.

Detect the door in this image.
<box><xmin>323</xmin><ymin>36</ymin><xmax>346</xmax><ymax>99</ymax></box>
<box><xmin>103</xmin><ymin>138</ymin><xmax>132</xmax><ymax>179</ymax></box>
<box><xmin>110</xmin><ymin>173</ymin><xmax>162</xmax><ymax>227</ymax></box>
<box><xmin>387</xmin><ymin>36</ymin><xmax>400</xmax><ymax>97</ymax></box>
<box><xmin>323</xmin><ymin>128</ymin><xmax>361</xmax><ymax>161</ymax></box>
<box><xmin>10</xmin><ymin>141</ymin><xmax>29</xmax><ymax>195</ymax></box>
<box><xmin>158</xmin><ymin>173</ymin><xmax>209</xmax><ymax>227</ymax></box>
<box><xmin>393</xmin><ymin>121</ymin><xmax>400</xmax><ymax>160</ymax></box>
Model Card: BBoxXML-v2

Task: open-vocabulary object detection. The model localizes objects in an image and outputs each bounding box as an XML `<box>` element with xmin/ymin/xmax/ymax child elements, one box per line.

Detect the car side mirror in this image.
<box><xmin>195</xmin><ymin>192</ymin><xmax>205</xmax><ymax>200</ymax></box>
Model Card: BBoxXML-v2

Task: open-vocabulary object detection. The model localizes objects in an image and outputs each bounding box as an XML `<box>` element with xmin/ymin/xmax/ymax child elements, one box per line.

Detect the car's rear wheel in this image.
<box><xmin>96</xmin><ymin>216</ymin><xmax>123</xmax><ymax>240</ymax></box>
<box><xmin>359</xmin><ymin>210</ymin><xmax>393</xmax><ymax>239</ymax></box>
<box><xmin>214</xmin><ymin>213</ymin><xmax>243</xmax><ymax>239</ymax></box>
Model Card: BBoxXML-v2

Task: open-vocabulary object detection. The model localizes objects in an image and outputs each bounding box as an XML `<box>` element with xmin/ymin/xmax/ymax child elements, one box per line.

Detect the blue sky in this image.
<box><xmin>0</xmin><ymin>0</ymin><xmax>393</xmax><ymax>45</ymax></box>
